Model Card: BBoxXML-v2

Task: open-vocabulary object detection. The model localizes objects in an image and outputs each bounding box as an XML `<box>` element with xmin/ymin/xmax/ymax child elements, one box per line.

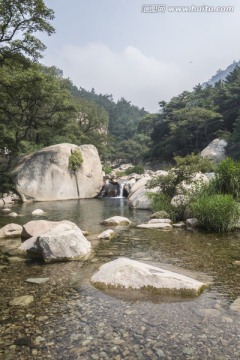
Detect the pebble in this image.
<box><xmin>230</xmin><ymin>297</ymin><xmax>240</xmax><ymax>312</ymax></box>
<box><xmin>25</xmin><ymin>277</ymin><xmax>50</xmax><ymax>284</ymax></box>
<box><xmin>182</xmin><ymin>347</ymin><xmax>195</xmax><ymax>356</ymax></box>
<box><xmin>9</xmin><ymin>295</ymin><xmax>34</xmax><ymax>306</ymax></box>
<box><xmin>8</xmin><ymin>212</ymin><xmax>18</xmax><ymax>217</ymax></box>
<box><xmin>8</xmin><ymin>257</ymin><xmax>26</xmax><ymax>263</ymax></box>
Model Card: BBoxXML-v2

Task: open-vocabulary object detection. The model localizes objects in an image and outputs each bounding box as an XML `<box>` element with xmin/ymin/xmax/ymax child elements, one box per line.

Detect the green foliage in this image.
<box><xmin>150</xmin><ymin>67</ymin><xmax>240</xmax><ymax>162</ymax></box>
<box><xmin>214</xmin><ymin>157</ymin><xmax>240</xmax><ymax>199</ymax></box>
<box><xmin>147</xmin><ymin>154</ymin><xmax>211</xmax><ymax>198</ymax></box>
<box><xmin>110</xmin><ymin>139</ymin><xmax>148</xmax><ymax>165</ymax></box>
<box><xmin>174</xmin><ymin>153</ymin><xmax>214</xmax><ymax>173</ymax></box>
<box><xmin>0</xmin><ymin>62</ymin><xmax>77</xmax><ymax>154</ymax></box>
<box><xmin>147</xmin><ymin>154</ymin><xmax>213</xmax><ymax>221</ymax></box>
<box><xmin>0</xmin><ymin>172</ymin><xmax>14</xmax><ymax>194</ymax></box>
<box><xmin>103</xmin><ymin>164</ymin><xmax>112</xmax><ymax>175</ymax></box>
<box><xmin>124</xmin><ymin>164</ymin><xmax>145</xmax><ymax>175</ymax></box>
<box><xmin>190</xmin><ymin>193</ymin><xmax>240</xmax><ymax>232</ymax></box>
<box><xmin>0</xmin><ymin>0</ymin><xmax>55</xmax><ymax>62</ymax></box>
<box><xmin>147</xmin><ymin>193</ymin><xmax>173</xmax><ymax>214</ymax></box>
<box><xmin>147</xmin><ymin>172</ymin><xmax>177</xmax><ymax>198</ymax></box>
<box><xmin>69</xmin><ymin>150</ymin><xmax>83</xmax><ymax>172</ymax></box>
<box><xmin>151</xmin><ymin>210</ymin><xmax>170</xmax><ymax>219</ymax></box>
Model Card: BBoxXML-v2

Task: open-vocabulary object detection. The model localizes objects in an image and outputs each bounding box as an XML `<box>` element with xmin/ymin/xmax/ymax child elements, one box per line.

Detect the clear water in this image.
<box><xmin>1</xmin><ymin>199</ymin><xmax>240</xmax><ymax>359</ymax></box>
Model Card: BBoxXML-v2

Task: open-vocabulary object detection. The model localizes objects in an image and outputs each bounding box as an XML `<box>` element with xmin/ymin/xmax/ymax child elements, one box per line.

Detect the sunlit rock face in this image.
<box><xmin>201</xmin><ymin>138</ymin><xmax>227</xmax><ymax>164</ymax></box>
<box><xmin>12</xmin><ymin>143</ymin><xmax>103</xmax><ymax>201</ymax></box>
<box><xmin>20</xmin><ymin>221</ymin><xmax>92</xmax><ymax>263</ymax></box>
<box><xmin>91</xmin><ymin>258</ymin><xmax>208</xmax><ymax>297</ymax></box>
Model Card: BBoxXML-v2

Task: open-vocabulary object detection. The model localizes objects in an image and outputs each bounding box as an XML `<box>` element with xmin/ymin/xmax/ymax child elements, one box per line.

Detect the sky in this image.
<box><xmin>40</xmin><ymin>0</ymin><xmax>240</xmax><ymax>112</ymax></box>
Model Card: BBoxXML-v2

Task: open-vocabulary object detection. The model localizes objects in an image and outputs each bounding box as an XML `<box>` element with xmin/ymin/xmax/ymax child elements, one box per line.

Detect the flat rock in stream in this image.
<box><xmin>137</xmin><ymin>223</ymin><xmax>172</xmax><ymax>230</ymax></box>
<box><xmin>91</xmin><ymin>258</ymin><xmax>207</xmax><ymax>297</ymax></box>
<box><xmin>101</xmin><ymin>216</ymin><xmax>131</xmax><ymax>226</ymax></box>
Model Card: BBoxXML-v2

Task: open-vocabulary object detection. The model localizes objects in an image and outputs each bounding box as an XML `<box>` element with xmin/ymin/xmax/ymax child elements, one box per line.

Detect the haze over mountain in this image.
<box><xmin>203</xmin><ymin>60</ymin><xmax>240</xmax><ymax>87</ymax></box>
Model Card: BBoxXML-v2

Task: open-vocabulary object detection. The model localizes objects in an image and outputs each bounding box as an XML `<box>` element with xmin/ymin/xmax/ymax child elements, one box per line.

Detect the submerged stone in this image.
<box><xmin>97</xmin><ymin>229</ymin><xmax>115</xmax><ymax>240</ymax></box>
<box><xmin>230</xmin><ymin>297</ymin><xmax>240</xmax><ymax>313</ymax></box>
<box><xmin>91</xmin><ymin>258</ymin><xmax>207</xmax><ymax>297</ymax></box>
<box><xmin>26</xmin><ymin>278</ymin><xmax>49</xmax><ymax>284</ymax></box>
<box><xmin>9</xmin><ymin>295</ymin><xmax>34</xmax><ymax>306</ymax></box>
<box><xmin>32</xmin><ymin>209</ymin><xmax>45</xmax><ymax>216</ymax></box>
<box><xmin>101</xmin><ymin>216</ymin><xmax>131</xmax><ymax>226</ymax></box>
<box><xmin>137</xmin><ymin>223</ymin><xmax>172</xmax><ymax>230</ymax></box>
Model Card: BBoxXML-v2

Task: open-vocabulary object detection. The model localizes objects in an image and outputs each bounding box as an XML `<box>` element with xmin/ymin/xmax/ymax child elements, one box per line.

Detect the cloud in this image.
<box><xmin>44</xmin><ymin>43</ymin><xmax>205</xmax><ymax>112</ymax></box>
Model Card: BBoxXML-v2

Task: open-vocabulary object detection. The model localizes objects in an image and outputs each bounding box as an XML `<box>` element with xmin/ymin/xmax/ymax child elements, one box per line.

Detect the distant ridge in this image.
<box><xmin>202</xmin><ymin>60</ymin><xmax>240</xmax><ymax>87</ymax></box>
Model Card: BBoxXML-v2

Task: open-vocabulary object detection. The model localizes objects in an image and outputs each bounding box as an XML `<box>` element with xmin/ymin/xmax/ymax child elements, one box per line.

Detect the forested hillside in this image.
<box><xmin>1</xmin><ymin>0</ymin><xmax>240</xmax><ymax>171</ymax></box>
<box><xmin>149</xmin><ymin>67</ymin><xmax>240</xmax><ymax>162</ymax></box>
<box><xmin>0</xmin><ymin>1</ymin><xmax>148</xmax><ymax>165</ymax></box>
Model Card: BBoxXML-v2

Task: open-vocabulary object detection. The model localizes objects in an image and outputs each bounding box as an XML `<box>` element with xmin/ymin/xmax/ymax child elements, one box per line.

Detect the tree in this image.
<box><xmin>76</xmin><ymin>98</ymin><xmax>109</xmax><ymax>135</ymax></box>
<box><xmin>0</xmin><ymin>62</ymin><xmax>77</xmax><ymax>154</ymax></box>
<box><xmin>0</xmin><ymin>0</ymin><xmax>55</xmax><ymax>62</ymax></box>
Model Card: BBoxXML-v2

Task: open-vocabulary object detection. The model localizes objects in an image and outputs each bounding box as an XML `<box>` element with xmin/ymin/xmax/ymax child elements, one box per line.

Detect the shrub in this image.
<box><xmin>147</xmin><ymin>153</ymin><xmax>213</xmax><ymax>197</ymax></box>
<box><xmin>69</xmin><ymin>149</ymin><xmax>83</xmax><ymax>172</ymax></box>
<box><xmin>214</xmin><ymin>157</ymin><xmax>240</xmax><ymax>199</ymax></box>
<box><xmin>147</xmin><ymin>193</ymin><xmax>172</xmax><ymax>213</ymax></box>
<box><xmin>190</xmin><ymin>193</ymin><xmax>240</xmax><ymax>232</ymax></box>
<box><xmin>103</xmin><ymin>164</ymin><xmax>112</xmax><ymax>175</ymax></box>
<box><xmin>174</xmin><ymin>153</ymin><xmax>214</xmax><ymax>174</ymax></box>
<box><xmin>150</xmin><ymin>210</ymin><xmax>171</xmax><ymax>219</ymax></box>
<box><xmin>0</xmin><ymin>172</ymin><xmax>14</xmax><ymax>194</ymax></box>
<box><xmin>124</xmin><ymin>164</ymin><xmax>145</xmax><ymax>175</ymax></box>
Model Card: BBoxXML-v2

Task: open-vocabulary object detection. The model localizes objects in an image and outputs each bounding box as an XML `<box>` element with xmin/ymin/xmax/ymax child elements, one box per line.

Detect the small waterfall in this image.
<box><xmin>116</xmin><ymin>182</ymin><xmax>126</xmax><ymax>198</ymax></box>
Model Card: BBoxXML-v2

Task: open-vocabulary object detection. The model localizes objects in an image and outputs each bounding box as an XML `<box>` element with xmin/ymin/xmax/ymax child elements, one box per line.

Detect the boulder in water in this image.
<box><xmin>91</xmin><ymin>258</ymin><xmax>207</xmax><ymax>297</ymax></box>
<box><xmin>20</xmin><ymin>221</ymin><xmax>92</xmax><ymax>263</ymax></box>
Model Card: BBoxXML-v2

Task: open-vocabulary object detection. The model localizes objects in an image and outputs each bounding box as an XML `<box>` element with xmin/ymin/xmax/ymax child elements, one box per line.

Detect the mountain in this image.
<box><xmin>202</xmin><ymin>60</ymin><xmax>240</xmax><ymax>87</ymax></box>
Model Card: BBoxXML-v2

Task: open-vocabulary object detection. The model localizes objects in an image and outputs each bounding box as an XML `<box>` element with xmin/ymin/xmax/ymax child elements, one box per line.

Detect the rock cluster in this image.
<box><xmin>20</xmin><ymin>220</ymin><xmax>92</xmax><ymax>263</ymax></box>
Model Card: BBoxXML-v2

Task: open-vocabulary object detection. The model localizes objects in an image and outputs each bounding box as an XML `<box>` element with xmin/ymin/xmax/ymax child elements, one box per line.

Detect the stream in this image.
<box><xmin>0</xmin><ymin>198</ymin><xmax>240</xmax><ymax>359</ymax></box>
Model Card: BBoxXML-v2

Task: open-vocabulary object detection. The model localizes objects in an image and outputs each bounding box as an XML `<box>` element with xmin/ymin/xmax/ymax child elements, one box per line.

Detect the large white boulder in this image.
<box><xmin>128</xmin><ymin>176</ymin><xmax>158</xmax><ymax>210</ymax></box>
<box><xmin>21</xmin><ymin>220</ymin><xmax>71</xmax><ymax>240</ymax></box>
<box><xmin>128</xmin><ymin>186</ymin><xmax>153</xmax><ymax>210</ymax></box>
<box><xmin>128</xmin><ymin>177</ymin><xmax>150</xmax><ymax>198</ymax></box>
<box><xmin>201</xmin><ymin>138</ymin><xmax>227</xmax><ymax>164</ymax></box>
<box><xmin>20</xmin><ymin>221</ymin><xmax>92</xmax><ymax>263</ymax></box>
<box><xmin>128</xmin><ymin>172</ymin><xmax>167</xmax><ymax>210</ymax></box>
<box><xmin>11</xmin><ymin>143</ymin><xmax>103</xmax><ymax>201</ymax></box>
<box><xmin>91</xmin><ymin>258</ymin><xmax>207</xmax><ymax>296</ymax></box>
